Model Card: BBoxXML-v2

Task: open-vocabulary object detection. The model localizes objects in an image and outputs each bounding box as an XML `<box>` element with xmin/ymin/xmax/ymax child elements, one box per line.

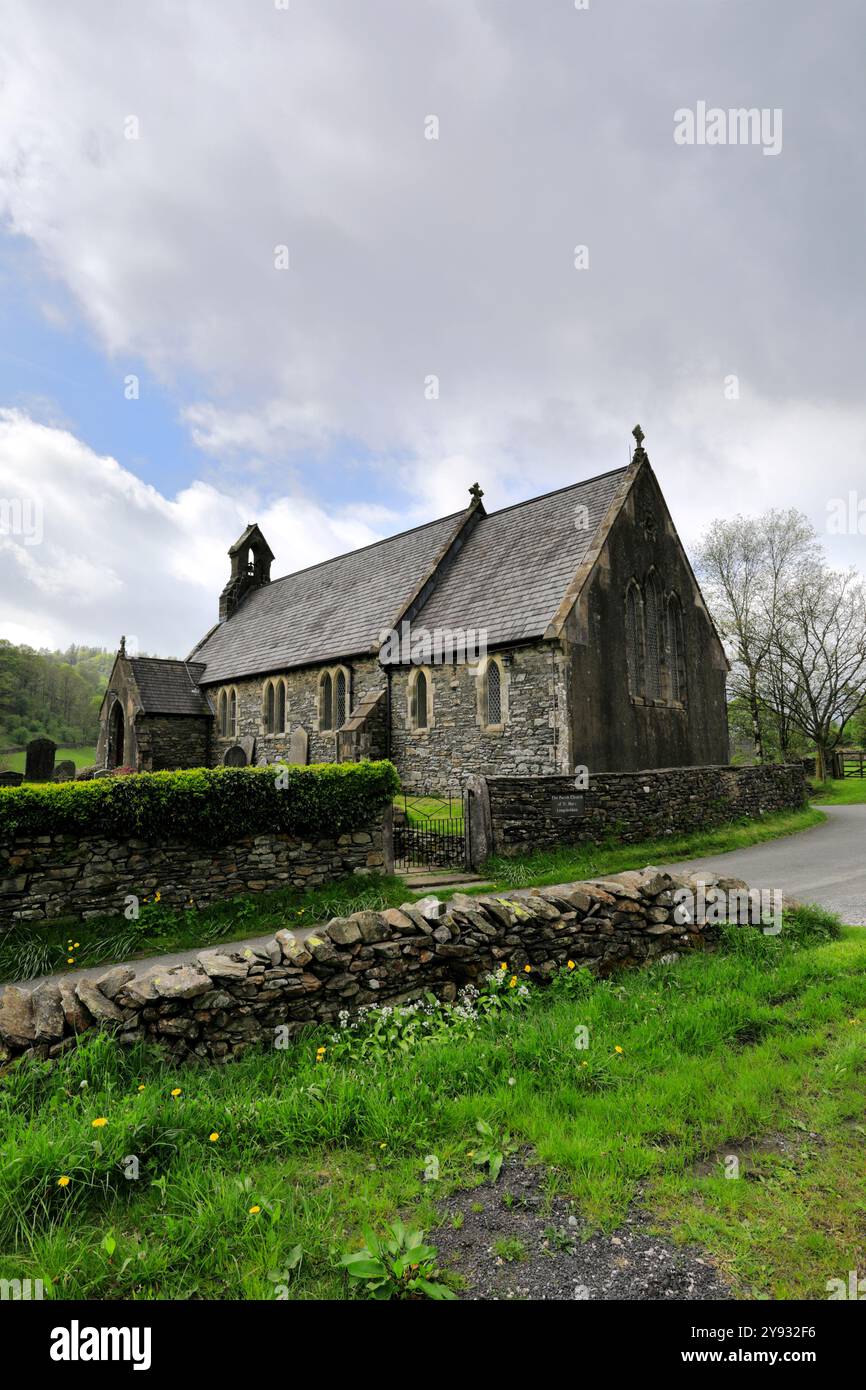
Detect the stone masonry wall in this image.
<box><xmin>0</xmin><ymin>864</ymin><xmax>753</xmax><ymax>1065</ymax></box>
<box><xmin>135</xmin><ymin>714</ymin><xmax>210</xmax><ymax>771</ymax></box>
<box><xmin>209</xmin><ymin>656</ymin><xmax>385</xmax><ymax>768</ymax></box>
<box><xmin>482</xmin><ymin>763</ymin><xmax>807</xmax><ymax>858</ymax></box>
<box><xmin>389</xmin><ymin>643</ymin><xmax>569</xmax><ymax>792</ymax></box>
<box><xmin>0</xmin><ymin>816</ymin><xmax>391</xmax><ymax>931</ymax></box>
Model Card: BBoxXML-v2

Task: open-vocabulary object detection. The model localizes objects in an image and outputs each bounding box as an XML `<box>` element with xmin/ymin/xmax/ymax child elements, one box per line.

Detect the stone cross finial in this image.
<box><xmin>632</xmin><ymin>424</ymin><xmax>645</xmax><ymax>449</ymax></box>
<box><xmin>119</xmin><ymin>635</ymin><xmax>126</xmax><ymax>657</ymax></box>
<box><xmin>469</xmin><ymin>482</ymin><xmax>484</xmax><ymax>503</ymax></box>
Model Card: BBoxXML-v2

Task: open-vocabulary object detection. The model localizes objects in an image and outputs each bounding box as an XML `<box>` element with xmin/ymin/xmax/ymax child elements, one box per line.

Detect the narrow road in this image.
<box><xmin>665</xmin><ymin>803</ymin><xmax>866</xmax><ymax>925</ymax></box>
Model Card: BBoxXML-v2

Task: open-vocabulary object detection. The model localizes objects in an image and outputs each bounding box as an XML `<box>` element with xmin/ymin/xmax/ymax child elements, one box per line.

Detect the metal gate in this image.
<box><xmin>392</xmin><ymin>790</ymin><xmax>468</xmax><ymax>870</ymax></box>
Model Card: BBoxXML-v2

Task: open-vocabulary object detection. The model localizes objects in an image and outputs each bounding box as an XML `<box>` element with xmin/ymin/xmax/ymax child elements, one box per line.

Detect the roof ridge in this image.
<box><xmin>481</xmin><ymin>465</ymin><xmax>630</xmax><ymax>520</ymax></box>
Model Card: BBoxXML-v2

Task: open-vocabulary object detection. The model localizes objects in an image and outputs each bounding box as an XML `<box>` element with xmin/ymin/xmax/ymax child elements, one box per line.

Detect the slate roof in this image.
<box><xmin>191</xmin><ymin>511</ymin><xmax>466</xmax><ymax>683</ymax></box>
<box><xmin>130</xmin><ymin>658</ymin><xmax>212</xmax><ymax>716</ymax></box>
<box><xmin>190</xmin><ymin>468</ymin><xmax>630</xmax><ymax>684</ymax></box>
<box><xmin>413</xmin><ymin>469</ymin><xmax>627</xmax><ymax>646</ymax></box>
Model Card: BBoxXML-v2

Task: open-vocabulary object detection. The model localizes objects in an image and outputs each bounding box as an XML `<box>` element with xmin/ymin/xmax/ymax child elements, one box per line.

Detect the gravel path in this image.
<box><xmin>434</xmin><ymin>1158</ymin><xmax>731</xmax><ymax>1301</ymax></box>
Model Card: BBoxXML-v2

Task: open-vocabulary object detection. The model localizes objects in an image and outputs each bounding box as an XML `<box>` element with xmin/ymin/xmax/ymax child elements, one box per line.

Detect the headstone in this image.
<box><xmin>0</xmin><ymin>770</ymin><xmax>23</xmax><ymax>787</ymax></box>
<box><xmin>288</xmin><ymin>726</ymin><xmax>309</xmax><ymax>765</ymax></box>
<box><xmin>25</xmin><ymin>737</ymin><xmax>56</xmax><ymax>782</ymax></box>
<box><xmin>223</xmin><ymin>745</ymin><xmax>248</xmax><ymax>767</ymax></box>
<box><xmin>53</xmin><ymin>760</ymin><xmax>76</xmax><ymax>782</ymax></box>
<box><xmin>239</xmin><ymin>734</ymin><xmax>256</xmax><ymax>764</ymax></box>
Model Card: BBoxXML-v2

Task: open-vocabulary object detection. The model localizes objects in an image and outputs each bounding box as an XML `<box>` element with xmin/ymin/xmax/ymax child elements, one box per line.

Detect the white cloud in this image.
<box><xmin>0</xmin><ymin>410</ymin><xmax>392</xmax><ymax>652</ymax></box>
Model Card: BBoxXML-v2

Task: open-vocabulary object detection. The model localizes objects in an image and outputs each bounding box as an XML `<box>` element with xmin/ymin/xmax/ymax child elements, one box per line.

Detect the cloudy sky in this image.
<box><xmin>1</xmin><ymin>0</ymin><xmax>864</xmax><ymax>655</ymax></box>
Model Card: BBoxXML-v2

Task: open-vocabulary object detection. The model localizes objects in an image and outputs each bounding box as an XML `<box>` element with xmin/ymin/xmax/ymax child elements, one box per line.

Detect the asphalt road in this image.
<box><xmin>666</xmin><ymin>803</ymin><xmax>866</xmax><ymax>925</ymax></box>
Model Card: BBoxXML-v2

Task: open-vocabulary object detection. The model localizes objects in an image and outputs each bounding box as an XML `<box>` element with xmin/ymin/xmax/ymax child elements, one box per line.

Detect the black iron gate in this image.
<box><xmin>393</xmin><ymin>790</ymin><xmax>468</xmax><ymax>870</ymax></box>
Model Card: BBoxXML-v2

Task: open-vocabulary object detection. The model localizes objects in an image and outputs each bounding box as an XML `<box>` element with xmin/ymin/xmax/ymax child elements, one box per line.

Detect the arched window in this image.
<box><xmin>277</xmin><ymin>680</ymin><xmax>286</xmax><ymax>733</ymax></box>
<box><xmin>320</xmin><ymin>671</ymin><xmax>333</xmax><ymax>730</ymax></box>
<box><xmin>229</xmin><ymin>688</ymin><xmax>237</xmax><ymax>737</ymax></box>
<box><xmin>643</xmin><ymin>572</ymin><xmax>663</xmax><ymax>699</ymax></box>
<box><xmin>264</xmin><ymin>680</ymin><xmax>276</xmax><ymax>734</ymax></box>
<box><xmin>411</xmin><ymin>668</ymin><xmax>429</xmax><ymax>729</ymax></box>
<box><xmin>335</xmin><ymin>668</ymin><xmax>347</xmax><ymax>728</ymax></box>
<box><xmin>625</xmin><ymin>583</ymin><xmax>644</xmax><ymax>697</ymax></box>
<box><xmin>667</xmin><ymin>595</ymin><xmax>687</xmax><ymax>702</ymax></box>
<box><xmin>218</xmin><ymin>690</ymin><xmax>228</xmax><ymax>737</ymax></box>
<box><xmin>485</xmin><ymin>659</ymin><xmax>502</xmax><ymax>726</ymax></box>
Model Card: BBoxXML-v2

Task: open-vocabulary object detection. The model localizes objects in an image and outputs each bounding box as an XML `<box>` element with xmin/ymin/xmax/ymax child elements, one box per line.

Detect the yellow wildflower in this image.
<box><xmin>209</xmin><ymin>1132</ymin><xmax>220</xmax><ymax>1143</ymax></box>
<box><xmin>57</xmin><ymin>1175</ymin><xmax>71</xmax><ymax>1188</ymax></box>
<box><xmin>524</xmin><ymin>964</ymin><xmax>531</xmax><ymax>973</ymax></box>
<box><xmin>509</xmin><ymin>976</ymin><xmax>517</xmax><ymax>988</ymax></box>
<box><xmin>500</xmin><ymin>962</ymin><xmax>507</xmax><ymax>970</ymax></box>
<box><xmin>171</xmin><ymin>1088</ymin><xmax>182</xmax><ymax>1097</ymax></box>
<box><xmin>92</xmin><ymin>1117</ymin><xmax>108</xmax><ymax>1128</ymax></box>
<box><xmin>614</xmin><ymin>1045</ymin><xmax>624</xmax><ymax>1055</ymax></box>
<box><xmin>249</xmin><ymin>1205</ymin><xmax>261</xmax><ymax>1215</ymax></box>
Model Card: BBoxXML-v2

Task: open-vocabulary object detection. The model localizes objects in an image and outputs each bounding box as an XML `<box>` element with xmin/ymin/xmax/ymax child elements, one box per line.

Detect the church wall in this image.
<box><xmin>135</xmin><ymin>715</ymin><xmax>210</xmax><ymax>771</ymax></box>
<box><xmin>388</xmin><ymin>642</ymin><xmax>570</xmax><ymax>792</ymax></box>
<box><xmin>563</xmin><ymin>466</ymin><xmax>729</xmax><ymax>773</ymax></box>
<box><xmin>208</xmin><ymin>656</ymin><xmax>386</xmax><ymax>767</ymax></box>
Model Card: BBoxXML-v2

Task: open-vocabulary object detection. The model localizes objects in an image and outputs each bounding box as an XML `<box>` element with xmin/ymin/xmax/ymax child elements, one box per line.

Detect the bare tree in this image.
<box><xmin>767</xmin><ymin>565</ymin><xmax>866</xmax><ymax>779</ymax></box>
<box><xmin>696</xmin><ymin>510</ymin><xmax>818</xmax><ymax>763</ymax></box>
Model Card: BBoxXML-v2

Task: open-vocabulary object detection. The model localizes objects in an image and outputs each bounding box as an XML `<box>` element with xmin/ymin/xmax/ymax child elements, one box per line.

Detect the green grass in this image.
<box><xmin>0</xmin><ymin>874</ymin><xmax>412</xmax><ymax>984</ymax></box>
<box><xmin>1</xmin><ymin>745</ymin><xmax>96</xmax><ymax>776</ymax></box>
<box><xmin>480</xmin><ymin>806</ymin><xmax>825</xmax><ymax>889</ymax></box>
<box><xmin>395</xmin><ymin>794</ymin><xmax>464</xmax><ymax>825</ymax></box>
<box><xmin>809</xmin><ymin>777</ymin><xmax>866</xmax><ymax>805</ymax></box>
<box><xmin>0</xmin><ymin>903</ymin><xmax>862</xmax><ymax>1301</ymax></box>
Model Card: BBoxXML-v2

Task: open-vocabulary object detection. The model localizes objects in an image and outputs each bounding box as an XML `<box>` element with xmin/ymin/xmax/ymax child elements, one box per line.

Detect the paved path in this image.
<box><xmin>664</xmin><ymin>803</ymin><xmax>866</xmax><ymax>925</ymax></box>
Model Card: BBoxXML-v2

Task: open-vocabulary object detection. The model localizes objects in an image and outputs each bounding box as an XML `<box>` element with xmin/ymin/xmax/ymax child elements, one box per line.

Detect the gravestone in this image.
<box><xmin>25</xmin><ymin>737</ymin><xmax>56</xmax><ymax>782</ymax></box>
<box><xmin>223</xmin><ymin>745</ymin><xmax>248</xmax><ymax>767</ymax></box>
<box><xmin>53</xmin><ymin>760</ymin><xmax>76</xmax><ymax>782</ymax></box>
<box><xmin>0</xmin><ymin>770</ymin><xmax>23</xmax><ymax>787</ymax></box>
<box><xmin>288</xmin><ymin>726</ymin><xmax>309</xmax><ymax>765</ymax></box>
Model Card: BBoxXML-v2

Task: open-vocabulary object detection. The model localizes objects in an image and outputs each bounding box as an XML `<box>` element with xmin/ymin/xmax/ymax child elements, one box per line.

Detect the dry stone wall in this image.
<box><xmin>480</xmin><ymin>763</ymin><xmax>807</xmax><ymax>859</ymax></box>
<box><xmin>0</xmin><ymin>819</ymin><xmax>391</xmax><ymax>931</ymax></box>
<box><xmin>0</xmin><ymin>865</ymin><xmax>752</xmax><ymax>1065</ymax></box>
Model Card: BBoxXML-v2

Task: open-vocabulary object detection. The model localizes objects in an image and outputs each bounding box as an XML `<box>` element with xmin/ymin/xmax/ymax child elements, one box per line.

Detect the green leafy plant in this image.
<box><xmin>340</xmin><ymin>1220</ymin><xmax>456</xmax><ymax>1300</ymax></box>
<box><xmin>471</xmin><ymin>1119</ymin><xmax>519</xmax><ymax>1182</ymax></box>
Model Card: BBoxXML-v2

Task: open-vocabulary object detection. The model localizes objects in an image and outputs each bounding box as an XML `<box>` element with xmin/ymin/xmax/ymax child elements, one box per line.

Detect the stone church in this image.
<box><xmin>97</xmin><ymin>429</ymin><xmax>729</xmax><ymax>788</ymax></box>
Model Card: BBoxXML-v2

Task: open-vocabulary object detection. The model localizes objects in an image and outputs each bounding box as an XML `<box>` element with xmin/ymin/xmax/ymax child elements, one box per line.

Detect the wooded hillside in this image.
<box><xmin>0</xmin><ymin>641</ymin><xmax>114</xmax><ymax>749</ymax></box>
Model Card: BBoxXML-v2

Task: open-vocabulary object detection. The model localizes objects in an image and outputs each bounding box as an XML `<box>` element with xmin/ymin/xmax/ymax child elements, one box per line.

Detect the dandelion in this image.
<box><xmin>248</xmin><ymin>1205</ymin><xmax>261</xmax><ymax>1215</ymax></box>
<box><xmin>315</xmin><ymin>1045</ymin><xmax>326</xmax><ymax>1063</ymax></box>
<box><xmin>171</xmin><ymin>1088</ymin><xmax>182</xmax><ymax>1098</ymax></box>
<box><xmin>500</xmin><ymin>962</ymin><xmax>507</xmax><ymax>971</ymax></box>
<box><xmin>137</xmin><ymin>1084</ymin><xmax>146</xmax><ymax>1092</ymax></box>
<box><xmin>614</xmin><ymin>1045</ymin><xmax>624</xmax><ymax>1055</ymax></box>
<box><xmin>155</xmin><ymin>892</ymin><xmax>161</xmax><ymax>903</ymax></box>
<box><xmin>509</xmin><ymin>976</ymin><xmax>517</xmax><ymax>989</ymax></box>
<box><xmin>74</xmin><ymin>942</ymin><xmax>80</xmax><ymax>949</ymax></box>
<box><xmin>57</xmin><ymin>1175</ymin><xmax>71</xmax><ymax>1188</ymax></box>
<box><xmin>567</xmin><ymin>960</ymin><xmax>576</xmax><ymax>970</ymax></box>
<box><xmin>67</xmin><ymin>958</ymin><xmax>74</xmax><ymax>965</ymax></box>
<box><xmin>524</xmin><ymin>964</ymin><xmax>531</xmax><ymax>973</ymax></box>
<box><xmin>209</xmin><ymin>1132</ymin><xmax>220</xmax><ymax>1143</ymax></box>
<box><xmin>92</xmin><ymin>1117</ymin><xmax>107</xmax><ymax>1128</ymax></box>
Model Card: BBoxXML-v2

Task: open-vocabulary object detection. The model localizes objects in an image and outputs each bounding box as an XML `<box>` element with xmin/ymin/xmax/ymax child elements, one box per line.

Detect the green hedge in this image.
<box><xmin>0</xmin><ymin>762</ymin><xmax>400</xmax><ymax>848</ymax></box>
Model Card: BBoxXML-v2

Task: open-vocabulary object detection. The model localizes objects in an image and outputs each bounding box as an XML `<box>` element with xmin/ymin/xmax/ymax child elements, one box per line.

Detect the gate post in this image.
<box><xmin>464</xmin><ymin>775</ymin><xmax>492</xmax><ymax>871</ymax></box>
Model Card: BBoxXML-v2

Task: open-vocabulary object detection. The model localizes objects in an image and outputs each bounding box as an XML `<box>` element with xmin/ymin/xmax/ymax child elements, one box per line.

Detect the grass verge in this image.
<box><xmin>809</xmin><ymin>777</ymin><xmax>866</xmax><ymax>805</ymax></box>
<box><xmin>481</xmin><ymin>806</ymin><xmax>825</xmax><ymax>890</ymax></box>
<box><xmin>0</xmin><ymin>903</ymin><xmax>861</xmax><ymax>1301</ymax></box>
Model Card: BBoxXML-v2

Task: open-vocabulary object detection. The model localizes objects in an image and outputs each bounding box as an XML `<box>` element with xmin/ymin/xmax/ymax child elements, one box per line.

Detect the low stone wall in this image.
<box><xmin>0</xmin><ymin>864</ymin><xmax>753</xmax><ymax>1064</ymax></box>
<box><xmin>474</xmin><ymin>763</ymin><xmax>807</xmax><ymax>860</ymax></box>
<box><xmin>0</xmin><ymin>815</ymin><xmax>392</xmax><ymax>930</ymax></box>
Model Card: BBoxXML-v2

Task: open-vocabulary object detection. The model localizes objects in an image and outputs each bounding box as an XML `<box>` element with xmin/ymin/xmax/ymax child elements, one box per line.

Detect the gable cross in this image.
<box><xmin>469</xmin><ymin>482</ymin><xmax>484</xmax><ymax>504</ymax></box>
